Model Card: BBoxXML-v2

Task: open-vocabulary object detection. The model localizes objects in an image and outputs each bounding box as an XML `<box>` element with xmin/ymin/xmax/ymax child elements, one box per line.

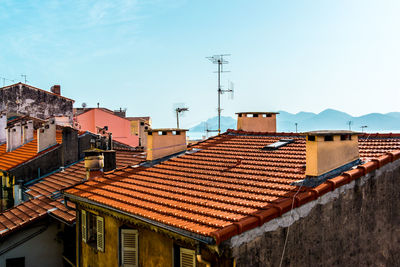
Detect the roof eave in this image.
<box><xmin>63</xmin><ymin>192</ymin><xmax>216</xmax><ymax>245</ymax></box>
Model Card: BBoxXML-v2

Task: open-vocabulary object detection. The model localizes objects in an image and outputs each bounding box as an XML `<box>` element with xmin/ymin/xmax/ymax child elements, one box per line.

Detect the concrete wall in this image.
<box><xmin>23</xmin><ymin>121</ymin><xmax>34</xmax><ymax>144</ymax></box>
<box><xmin>6</xmin><ymin>122</ymin><xmax>22</xmax><ymax>152</ymax></box>
<box><xmin>0</xmin><ymin>83</ymin><xmax>74</xmax><ymax>122</ymax></box>
<box><xmin>227</xmin><ymin>159</ymin><xmax>400</xmax><ymax>267</ymax></box>
<box><xmin>0</xmin><ymin>219</ymin><xmax>64</xmax><ymax>267</ymax></box>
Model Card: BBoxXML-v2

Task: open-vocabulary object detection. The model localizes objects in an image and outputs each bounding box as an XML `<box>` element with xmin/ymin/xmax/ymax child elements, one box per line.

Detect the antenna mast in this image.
<box><xmin>175</xmin><ymin>107</ymin><xmax>189</xmax><ymax>128</ymax></box>
<box><xmin>206</xmin><ymin>54</ymin><xmax>232</xmax><ymax>134</ymax></box>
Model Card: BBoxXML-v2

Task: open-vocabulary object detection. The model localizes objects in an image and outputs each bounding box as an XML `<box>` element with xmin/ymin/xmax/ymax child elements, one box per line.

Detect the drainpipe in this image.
<box><xmin>196</xmin><ymin>244</ymin><xmax>211</xmax><ymax>267</ymax></box>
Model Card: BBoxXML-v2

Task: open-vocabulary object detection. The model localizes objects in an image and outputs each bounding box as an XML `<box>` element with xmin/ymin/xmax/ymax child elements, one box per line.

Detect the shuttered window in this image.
<box><xmin>121</xmin><ymin>229</ymin><xmax>138</xmax><ymax>267</ymax></box>
<box><xmin>96</xmin><ymin>216</ymin><xmax>104</xmax><ymax>252</ymax></box>
<box><xmin>180</xmin><ymin>248</ymin><xmax>195</xmax><ymax>267</ymax></box>
<box><xmin>81</xmin><ymin>210</ymin><xmax>87</xmax><ymax>242</ymax></box>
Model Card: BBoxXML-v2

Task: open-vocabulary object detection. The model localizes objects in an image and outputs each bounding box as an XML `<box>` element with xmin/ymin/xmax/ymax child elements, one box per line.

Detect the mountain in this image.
<box><xmin>190</xmin><ymin>109</ymin><xmax>400</xmax><ymax>135</ymax></box>
<box><xmin>189</xmin><ymin>116</ymin><xmax>236</xmax><ymax>132</ymax></box>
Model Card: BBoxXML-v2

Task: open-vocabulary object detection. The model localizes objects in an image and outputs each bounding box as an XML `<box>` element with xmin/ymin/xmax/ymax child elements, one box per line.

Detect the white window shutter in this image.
<box><xmin>180</xmin><ymin>248</ymin><xmax>195</xmax><ymax>267</ymax></box>
<box><xmin>121</xmin><ymin>229</ymin><xmax>138</xmax><ymax>267</ymax></box>
<box><xmin>81</xmin><ymin>210</ymin><xmax>87</xmax><ymax>242</ymax></box>
<box><xmin>96</xmin><ymin>216</ymin><xmax>104</xmax><ymax>252</ymax></box>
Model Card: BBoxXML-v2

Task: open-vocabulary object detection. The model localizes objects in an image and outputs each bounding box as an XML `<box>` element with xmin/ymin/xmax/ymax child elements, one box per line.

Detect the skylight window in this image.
<box><xmin>262</xmin><ymin>139</ymin><xmax>294</xmax><ymax>150</ymax></box>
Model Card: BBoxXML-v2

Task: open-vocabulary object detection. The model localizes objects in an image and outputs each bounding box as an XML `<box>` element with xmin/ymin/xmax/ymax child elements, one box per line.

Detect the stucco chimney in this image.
<box><xmin>146</xmin><ymin>129</ymin><xmax>187</xmax><ymax>161</ymax></box>
<box><xmin>236</xmin><ymin>112</ymin><xmax>278</xmax><ymax>132</ymax></box>
<box><xmin>37</xmin><ymin>118</ymin><xmax>57</xmax><ymax>152</ymax></box>
<box><xmin>22</xmin><ymin>120</ymin><xmax>34</xmax><ymax>144</ymax></box>
<box><xmin>0</xmin><ymin>113</ymin><xmax>6</xmax><ymax>144</ymax></box>
<box><xmin>51</xmin><ymin>85</ymin><xmax>61</xmax><ymax>95</ymax></box>
<box><xmin>6</xmin><ymin>122</ymin><xmax>23</xmax><ymax>152</ymax></box>
<box><xmin>304</xmin><ymin>130</ymin><xmax>360</xmax><ymax>177</ymax></box>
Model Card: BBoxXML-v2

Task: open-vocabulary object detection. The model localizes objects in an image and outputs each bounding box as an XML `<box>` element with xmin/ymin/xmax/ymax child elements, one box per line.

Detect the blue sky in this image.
<box><xmin>1</xmin><ymin>0</ymin><xmax>400</xmax><ymax>128</ymax></box>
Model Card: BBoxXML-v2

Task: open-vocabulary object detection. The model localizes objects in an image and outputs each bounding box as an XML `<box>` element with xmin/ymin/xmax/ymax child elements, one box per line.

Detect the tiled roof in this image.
<box><xmin>26</xmin><ymin>151</ymin><xmax>146</xmax><ymax>198</ymax></box>
<box><xmin>0</xmin><ymin>196</ymin><xmax>75</xmax><ymax>237</ymax></box>
<box><xmin>64</xmin><ymin>130</ymin><xmax>400</xmax><ymax>244</ymax></box>
<box><xmin>0</xmin><ymin>130</ymin><xmax>62</xmax><ymax>171</ymax></box>
<box><xmin>0</xmin><ymin>150</ymin><xmax>146</xmax><ymax>238</ymax></box>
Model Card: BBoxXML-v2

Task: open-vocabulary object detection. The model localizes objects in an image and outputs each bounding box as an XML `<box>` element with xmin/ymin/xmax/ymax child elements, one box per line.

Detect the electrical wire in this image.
<box><xmin>279</xmin><ymin>181</ymin><xmax>304</xmax><ymax>267</ymax></box>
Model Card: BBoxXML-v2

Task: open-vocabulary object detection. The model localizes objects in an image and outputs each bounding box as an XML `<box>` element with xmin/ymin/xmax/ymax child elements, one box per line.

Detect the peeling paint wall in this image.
<box><xmin>227</xmin><ymin>160</ymin><xmax>400</xmax><ymax>267</ymax></box>
<box><xmin>0</xmin><ymin>84</ymin><xmax>73</xmax><ymax>122</ymax></box>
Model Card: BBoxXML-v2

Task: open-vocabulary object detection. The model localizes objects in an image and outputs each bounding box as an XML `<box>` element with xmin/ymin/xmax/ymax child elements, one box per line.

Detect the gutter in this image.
<box><xmin>64</xmin><ymin>193</ymin><xmax>215</xmax><ymax>245</ymax></box>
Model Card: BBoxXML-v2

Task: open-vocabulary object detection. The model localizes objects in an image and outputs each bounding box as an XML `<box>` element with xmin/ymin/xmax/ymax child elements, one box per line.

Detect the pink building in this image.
<box><xmin>75</xmin><ymin>108</ymin><xmax>138</xmax><ymax>147</ymax></box>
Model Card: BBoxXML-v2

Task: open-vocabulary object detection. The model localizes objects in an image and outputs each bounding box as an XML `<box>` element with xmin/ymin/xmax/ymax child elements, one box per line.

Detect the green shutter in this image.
<box><xmin>81</xmin><ymin>210</ymin><xmax>87</xmax><ymax>242</ymax></box>
<box><xmin>180</xmin><ymin>248</ymin><xmax>195</xmax><ymax>267</ymax></box>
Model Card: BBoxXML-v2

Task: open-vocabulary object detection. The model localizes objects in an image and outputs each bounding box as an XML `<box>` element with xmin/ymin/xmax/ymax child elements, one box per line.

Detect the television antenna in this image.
<box><xmin>0</xmin><ymin>76</ymin><xmax>14</xmax><ymax>87</ymax></box>
<box><xmin>173</xmin><ymin>103</ymin><xmax>189</xmax><ymax>129</ymax></box>
<box><xmin>21</xmin><ymin>74</ymin><xmax>28</xmax><ymax>84</ymax></box>
<box><xmin>206</xmin><ymin>54</ymin><xmax>234</xmax><ymax>134</ymax></box>
<box><xmin>360</xmin><ymin>125</ymin><xmax>368</xmax><ymax>133</ymax></box>
<box><xmin>347</xmin><ymin>121</ymin><xmax>353</xmax><ymax>131</ymax></box>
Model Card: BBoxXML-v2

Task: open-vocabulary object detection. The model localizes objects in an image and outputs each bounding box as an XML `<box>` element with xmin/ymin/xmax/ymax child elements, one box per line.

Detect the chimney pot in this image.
<box><xmin>146</xmin><ymin>128</ymin><xmax>188</xmax><ymax>161</ymax></box>
<box><xmin>51</xmin><ymin>85</ymin><xmax>61</xmax><ymax>95</ymax></box>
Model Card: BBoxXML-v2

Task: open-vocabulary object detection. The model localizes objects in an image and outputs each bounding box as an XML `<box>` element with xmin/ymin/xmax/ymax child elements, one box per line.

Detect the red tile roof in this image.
<box><xmin>26</xmin><ymin>151</ymin><xmax>146</xmax><ymax>198</ymax></box>
<box><xmin>64</xmin><ymin>130</ymin><xmax>400</xmax><ymax>244</ymax></box>
<box><xmin>0</xmin><ymin>150</ymin><xmax>146</xmax><ymax>238</ymax></box>
<box><xmin>0</xmin><ymin>196</ymin><xmax>75</xmax><ymax>237</ymax></box>
<box><xmin>0</xmin><ymin>130</ymin><xmax>62</xmax><ymax>171</ymax></box>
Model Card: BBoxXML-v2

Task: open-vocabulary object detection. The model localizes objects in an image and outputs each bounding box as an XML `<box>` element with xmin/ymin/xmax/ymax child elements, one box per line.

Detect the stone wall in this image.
<box><xmin>0</xmin><ymin>83</ymin><xmax>73</xmax><ymax>121</ymax></box>
<box><xmin>227</xmin><ymin>160</ymin><xmax>400</xmax><ymax>267</ymax></box>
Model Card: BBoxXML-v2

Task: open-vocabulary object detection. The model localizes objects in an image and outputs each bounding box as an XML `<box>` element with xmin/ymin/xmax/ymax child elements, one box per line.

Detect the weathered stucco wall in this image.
<box><xmin>0</xmin><ymin>219</ymin><xmax>64</xmax><ymax>267</ymax></box>
<box><xmin>0</xmin><ymin>84</ymin><xmax>73</xmax><ymax>121</ymax></box>
<box><xmin>227</xmin><ymin>160</ymin><xmax>400</xmax><ymax>267</ymax></box>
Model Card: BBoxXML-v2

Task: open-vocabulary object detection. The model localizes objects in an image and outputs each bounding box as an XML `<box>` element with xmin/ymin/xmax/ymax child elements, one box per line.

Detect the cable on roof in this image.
<box><xmin>278</xmin><ymin>181</ymin><xmax>304</xmax><ymax>267</ymax></box>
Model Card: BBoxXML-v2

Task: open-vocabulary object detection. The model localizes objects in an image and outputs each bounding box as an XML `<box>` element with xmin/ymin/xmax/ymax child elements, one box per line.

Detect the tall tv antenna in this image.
<box><xmin>21</xmin><ymin>74</ymin><xmax>28</xmax><ymax>84</ymax></box>
<box><xmin>0</xmin><ymin>76</ymin><xmax>15</xmax><ymax>87</ymax></box>
<box><xmin>173</xmin><ymin>103</ymin><xmax>189</xmax><ymax>129</ymax></box>
<box><xmin>206</xmin><ymin>54</ymin><xmax>233</xmax><ymax>134</ymax></box>
<box><xmin>347</xmin><ymin>121</ymin><xmax>353</xmax><ymax>131</ymax></box>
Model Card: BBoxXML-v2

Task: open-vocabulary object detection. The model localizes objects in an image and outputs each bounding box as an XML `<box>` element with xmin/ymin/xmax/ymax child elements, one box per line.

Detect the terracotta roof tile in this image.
<box><xmin>64</xmin><ymin>130</ymin><xmax>400</xmax><ymax>244</ymax></box>
<box><xmin>0</xmin><ymin>130</ymin><xmax>62</xmax><ymax>171</ymax></box>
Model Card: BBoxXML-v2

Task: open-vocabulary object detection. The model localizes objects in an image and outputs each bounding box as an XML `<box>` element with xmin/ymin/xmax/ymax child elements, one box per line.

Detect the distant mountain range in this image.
<box><xmin>189</xmin><ymin>109</ymin><xmax>400</xmax><ymax>133</ymax></box>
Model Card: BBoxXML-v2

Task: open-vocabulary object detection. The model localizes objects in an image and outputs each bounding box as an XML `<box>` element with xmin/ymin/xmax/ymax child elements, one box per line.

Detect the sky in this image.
<box><xmin>1</xmin><ymin>0</ymin><xmax>400</xmax><ymax>128</ymax></box>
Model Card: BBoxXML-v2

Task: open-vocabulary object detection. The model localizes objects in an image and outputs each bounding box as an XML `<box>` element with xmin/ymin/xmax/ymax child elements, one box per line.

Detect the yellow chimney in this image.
<box><xmin>236</xmin><ymin>112</ymin><xmax>278</xmax><ymax>132</ymax></box>
<box><xmin>146</xmin><ymin>129</ymin><xmax>187</xmax><ymax>161</ymax></box>
<box><xmin>84</xmin><ymin>149</ymin><xmax>104</xmax><ymax>179</ymax></box>
<box><xmin>304</xmin><ymin>130</ymin><xmax>359</xmax><ymax>177</ymax></box>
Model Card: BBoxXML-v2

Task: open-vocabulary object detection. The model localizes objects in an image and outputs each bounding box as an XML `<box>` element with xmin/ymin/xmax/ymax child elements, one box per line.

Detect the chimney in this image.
<box><xmin>37</xmin><ymin>118</ymin><xmax>57</xmax><ymax>152</ymax></box>
<box><xmin>51</xmin><ymin>85</ymin><xmax>61</xmax><ymax>95</ymax></box>
<box><xmin>0</xmin><ymin>113</ymin><xmax>6</xmax><ymax>144</ymax></box>
<box><xmin>304</xmin><ymin>130</ymin><xmax>360</xmax><ymax>177</ymax></box>
<box><xmin>84</xmin><ymin>149</ymin><xmax>104</xmax><ymax>179</ymax></box>
<box><xmin>84</xmin><ymin>149</ymin><xmax>116</xmax><ymax>178</ymax></box>
<box><xmin>236</xmin><ymin>112</ymin><xmax>278</xmax><ymax>132</ymax></box>
<box><xmin>6</xmin><ymin>122</ymin><xmax>23</xmax><ymax>152</ymax></box>
<box><xmin>146</xmin><ymin>128</ymin><xmax>187</xmax><ymax>161</ymax></box>
<box><xmin>22</xmin><ymin>120</ymin><xmax>34</xmax><ymax>144</ymax></box>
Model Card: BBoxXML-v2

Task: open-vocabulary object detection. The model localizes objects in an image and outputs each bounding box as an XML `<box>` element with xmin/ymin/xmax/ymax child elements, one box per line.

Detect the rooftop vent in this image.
<box><xmin>236</xmin><ymin>112</ymin><xmax>278</xmax><ymax>132</ymax></box>
<box><xmin>51</xmin><ymin>85</ymin><xmax>61</xmax><ymax>95</ymax></box>
<box><xmin>262</xmin><ymin>139</ymin><xmax>294</xmax><ymax>150</ymax></box>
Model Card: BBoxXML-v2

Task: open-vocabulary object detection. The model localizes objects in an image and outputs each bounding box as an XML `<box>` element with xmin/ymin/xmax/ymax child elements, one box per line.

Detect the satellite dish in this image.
<box><xmin>82</xmin><ymin>102</ymin><xmax>87</xmax><ymax>108</ymax></box>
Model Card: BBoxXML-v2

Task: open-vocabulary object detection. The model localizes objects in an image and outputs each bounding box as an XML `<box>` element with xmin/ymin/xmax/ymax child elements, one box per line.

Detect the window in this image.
<box><xmin>6</xmin><ymin>257</ymin><xmax>25</xmax><ymax>267</ymax></box>
<box><xmin>81</xmin><ymin>210</ymin><xmax>104</xmax><ymax>252</ymax></box>
<box><xmin>180</xmin><ymin>248</ymin><xmax>195</xmax><ymax>267</ymax></box>
<box><xmin>308</xmin><ymin>136</ymin><xmax>316</xmax><ymax>141</ymax></box>
<box><xmin>120</xmin><ymin>229</ymin><xmax>138</xmax><ymax>267</ymax></box>
<box><xmin>341</xmin><ymin>134</ymin><xmax>351</xmax><ymax>141</ymax></box>
<box><xmin>174</xmin><ymin>245</ymin><xmax>195</xmax><ymax>267</ymax></box>
<box><xmin>324</xmin><ymin>136</ymin><xmax>334</xmax><ymax>141</ymax></box>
